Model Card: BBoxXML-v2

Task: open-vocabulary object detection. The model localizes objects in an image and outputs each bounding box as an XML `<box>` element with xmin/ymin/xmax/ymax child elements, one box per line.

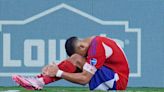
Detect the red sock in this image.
<box><xmin>37</xmin><ymin>60</ymin><xmax>76</xmax><ymax>85</ymax></box>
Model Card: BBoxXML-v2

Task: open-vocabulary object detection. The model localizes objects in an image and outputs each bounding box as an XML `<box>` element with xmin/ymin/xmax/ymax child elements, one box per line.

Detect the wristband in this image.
<box><xmin>56</xmin><ymin>70</ymin><xmax>63</xmax><ymax>77</ymax></box>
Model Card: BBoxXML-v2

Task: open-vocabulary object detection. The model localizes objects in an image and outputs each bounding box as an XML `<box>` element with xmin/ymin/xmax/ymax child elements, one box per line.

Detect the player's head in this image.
<box><xmin>65</xmin><ymin>36</ymin><xmax>90</xmax><ymax>57</ymax></box>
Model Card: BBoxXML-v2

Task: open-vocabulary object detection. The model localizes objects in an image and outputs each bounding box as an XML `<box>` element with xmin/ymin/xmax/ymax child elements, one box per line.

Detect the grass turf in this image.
<box><xmin>0</xmin><ymin>86</ymin><xmax>164</xmax><ymax>92</ymax></box>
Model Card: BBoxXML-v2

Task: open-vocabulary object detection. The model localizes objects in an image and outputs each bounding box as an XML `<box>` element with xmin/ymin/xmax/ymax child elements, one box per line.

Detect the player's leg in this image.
<box><xmin>36</xmin><ymin>54</ymin><xmax>85</xmax><ymax>84</ymax></box>
<box><xmin>12</xmin><ymin>59</ymin><xmax>77</xmax><ymax>90</ymax></box>
<box><xmin>37</xmin><ymin>54</ymin><xmax>85</xmax><ymax>86</ymax></box>
<box><xmin>37</xmin><ymin>60</ymin><xmax>78</xmax><ymax>84</ymax></box>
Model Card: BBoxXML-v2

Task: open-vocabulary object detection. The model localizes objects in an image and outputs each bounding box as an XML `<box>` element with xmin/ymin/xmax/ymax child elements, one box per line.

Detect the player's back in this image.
<box><xmin>96</xmin><ymin>36</ymin><xmax>129</xmax><ymax>90</ymax></box>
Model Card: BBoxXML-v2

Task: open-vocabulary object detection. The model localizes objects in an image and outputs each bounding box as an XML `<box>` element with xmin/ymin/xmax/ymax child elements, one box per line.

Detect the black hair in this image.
<box><xmin>65</xmin><ymin>36</ymin><xmax>78</xmax><ymax>56</ymax></box>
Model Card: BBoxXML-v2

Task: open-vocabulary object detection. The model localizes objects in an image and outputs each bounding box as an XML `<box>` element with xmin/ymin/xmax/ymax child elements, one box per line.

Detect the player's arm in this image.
<box><xmin>43</xmin><ymin>54</ymin><xmax>96</xmax><ymax>85</ymax></box>
<box><xmin>61</xmin><ymin>69</ymin><xmax>93</xmax><ymax>85</ymax></box>
<box><xmin>57</xmin><ymin>55</ymin><xmax>96</xmax><ymax>85</ymax></box>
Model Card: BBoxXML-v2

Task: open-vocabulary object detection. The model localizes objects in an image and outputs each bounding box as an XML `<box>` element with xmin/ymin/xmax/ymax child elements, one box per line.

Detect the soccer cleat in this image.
<box><xmin>12</xmin><ymin>75</ymin><xmax>44</xmax><ymax>90</ymax></box>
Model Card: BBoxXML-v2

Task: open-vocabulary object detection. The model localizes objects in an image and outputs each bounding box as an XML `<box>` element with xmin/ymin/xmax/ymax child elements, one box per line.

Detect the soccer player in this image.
<box><xmin>12</xmin><ymin>36</ymin><xmax>129</xmax><ymax>91</ymax></box>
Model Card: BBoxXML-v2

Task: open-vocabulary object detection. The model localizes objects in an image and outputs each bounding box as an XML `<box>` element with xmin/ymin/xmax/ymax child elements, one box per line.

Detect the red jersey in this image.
<box><xmin>87</xmin><ymin>36</ymin><xmax>129</xmax><ymax>90</ymax></box>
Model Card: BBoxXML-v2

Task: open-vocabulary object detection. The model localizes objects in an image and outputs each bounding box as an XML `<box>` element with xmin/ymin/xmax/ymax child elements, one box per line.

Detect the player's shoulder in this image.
<box><xmin>90</xmin><ymin>36</ymin><xmax>115</xmax><ymax>47</ymax></box>
<box><xmin>93</xmin><ymin>36</ymin><xmax>113</xmax><ymax>43</ymax></box>
<box><xmin>92</xmin><ymin>36</ymin><xmax>104</xmax><ymax>41</ymax></box>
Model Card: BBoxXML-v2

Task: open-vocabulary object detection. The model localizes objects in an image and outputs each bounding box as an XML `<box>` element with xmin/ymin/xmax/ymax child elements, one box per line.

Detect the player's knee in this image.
<box><xmin>71</xmin><ymin>54</ymin><xmax>82</xmax><ymax>60</ymax></box>
<box><xmin>69</xmin><ymin>54</ymin><xmax>84</xmax><ymax>69</ymax></box>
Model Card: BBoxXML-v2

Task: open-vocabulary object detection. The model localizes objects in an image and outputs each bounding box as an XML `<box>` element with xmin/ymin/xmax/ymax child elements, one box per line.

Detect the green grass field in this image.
<box><xmin>0</xmin><ymin>86</ymin><xmax>164</xmax><ymax>92</ymax></box>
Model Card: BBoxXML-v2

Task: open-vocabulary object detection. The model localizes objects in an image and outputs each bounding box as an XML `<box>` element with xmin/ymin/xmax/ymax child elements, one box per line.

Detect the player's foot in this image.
<box><xmin>12</xmin><ymin>75</ymin><xmax>44</xmax><ymax>90</ymax></box>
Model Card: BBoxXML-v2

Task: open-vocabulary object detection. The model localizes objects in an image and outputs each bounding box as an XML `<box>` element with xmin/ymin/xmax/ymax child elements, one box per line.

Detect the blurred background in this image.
<box><xmin>0</xmin><ymin>0</ymin><xmax>164</xmax><ymax>88</ymax></box>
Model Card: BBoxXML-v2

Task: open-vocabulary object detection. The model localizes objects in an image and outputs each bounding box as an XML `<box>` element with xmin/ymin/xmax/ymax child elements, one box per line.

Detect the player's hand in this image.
<box><xmin>42</xmin><ymin>65</ymin><xmax>50</xmax><ymax>75</ymax></box>
<box><xmin>43</xmin><ymin>62</ymin><xmax>59</xmax><ymax>77</ymax></box>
